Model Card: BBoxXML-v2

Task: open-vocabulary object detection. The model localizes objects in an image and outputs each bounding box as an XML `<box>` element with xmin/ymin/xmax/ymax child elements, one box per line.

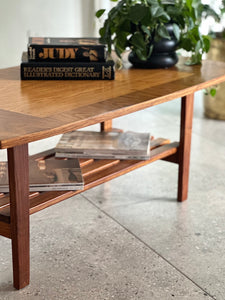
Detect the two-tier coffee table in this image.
<box><xmin>0</xmin><ymin>59</ymin><xmax>225</xmax><ymax>289</ymax></box>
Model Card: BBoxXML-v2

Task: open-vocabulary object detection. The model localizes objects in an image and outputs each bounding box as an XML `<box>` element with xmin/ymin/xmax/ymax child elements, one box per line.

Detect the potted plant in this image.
<box><xmin>96</xmin><ymin>0</ymin><xmax>217</xmax><ymax>68</ymax></box>
<box><xmin>204</xmin><ymin>38</ymin><xmax>225</xmax><ymax>120</ymax></box>
<box><xmin>201</xmin><ymin>1</ymin><xmax>225</xmax><ymax>120</ymax></box>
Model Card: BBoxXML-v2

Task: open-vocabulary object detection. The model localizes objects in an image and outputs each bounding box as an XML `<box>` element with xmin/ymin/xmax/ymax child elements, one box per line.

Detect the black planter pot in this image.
<box><xmin>128</xmin><ymin>51</ymin><xmax>178</xmax><ymax>69</ymax></box>
<box><xmin>128</xmin><ymin>23</ymin><xmax>179</xmax><ymax>69</ymax></box>
<box><xmin>152</xmin><ymin>23</ymin><xmax>178</xmax><ymax>54</ymax></box>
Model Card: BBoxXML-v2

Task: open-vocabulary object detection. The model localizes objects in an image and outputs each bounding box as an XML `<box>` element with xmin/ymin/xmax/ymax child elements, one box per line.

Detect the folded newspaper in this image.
<box><xmin>55</xmin><ymin>131</ymin><xmax>151</xmax><ymax>160</ymax></box>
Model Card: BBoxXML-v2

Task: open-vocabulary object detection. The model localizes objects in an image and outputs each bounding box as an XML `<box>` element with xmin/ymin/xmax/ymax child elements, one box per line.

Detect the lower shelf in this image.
<box><xmin>0</xmin><ymin>138</ymin><xmax>179</xmax><ymax>230</ymax></box>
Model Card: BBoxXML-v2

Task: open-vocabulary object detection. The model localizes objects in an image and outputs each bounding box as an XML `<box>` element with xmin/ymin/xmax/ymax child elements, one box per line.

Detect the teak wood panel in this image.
<box><xmin>7</xmin><ymin>144</ymin><xmax>30</xmax><ymax>289</ymax></box>
<box><xmin>0</xmin><ymin>221</ymin><xmax>11</xmax><ymax>238</ymax></box>
<box><xmin>178</xmin><ymin>94</ymin><xmax>194</xmax><ymax>201</ymax></box>
<box><xmin>0</xmin><ymin>59</ymin><xmax>225</xmax><ymax>148</ymax></box>
<box><xmin>0</xmin><ymin>138</ymin><xmax>177</xmax><ymax>222</ymax></box>
<box><xmin>100</xmin><ymin>120</ymin><xmax>113</xmax><ymax>132</ymax></box>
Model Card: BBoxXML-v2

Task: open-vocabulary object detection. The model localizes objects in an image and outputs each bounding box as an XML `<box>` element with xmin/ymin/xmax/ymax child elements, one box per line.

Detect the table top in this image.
<box><xmin>0</xmin><ymin>58</ymin><xmax>225</xmax><ymax>149</ymax></box>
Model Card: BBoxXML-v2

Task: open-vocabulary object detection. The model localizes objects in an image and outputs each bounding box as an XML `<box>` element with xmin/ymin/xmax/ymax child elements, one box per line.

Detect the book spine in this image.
<box><xmin>28</xmin><ymin>45</ymin><xmax>106</xmax><ymax>62</ymax></box>
<box><xmin>21</xmin><ymin>62</ymin><xmax>115</xmax><ymax>80</ymax></box>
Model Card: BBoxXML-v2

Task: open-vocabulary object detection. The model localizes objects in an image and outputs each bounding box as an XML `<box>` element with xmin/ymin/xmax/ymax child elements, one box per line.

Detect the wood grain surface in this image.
<box><xmin>0</xmin><ymin>220</ymin><xmax>11</xmax><ymax>238</ymax></box>
<box><xmin>0</xmin><ymin>59</ymin><xmax>225</xmax><ymax>148</ymax></box>
<box><xmin>7</xmin><ymin>144</ymin><xmax>30</xmax><ymax>289</ymax></box>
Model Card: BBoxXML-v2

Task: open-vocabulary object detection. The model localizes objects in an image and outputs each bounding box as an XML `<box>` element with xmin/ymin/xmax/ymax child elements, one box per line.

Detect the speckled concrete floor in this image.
<box><xmin>0</xmin><ymin>92</ymin><xmax>224</xmax><ymax>299</ymax></box>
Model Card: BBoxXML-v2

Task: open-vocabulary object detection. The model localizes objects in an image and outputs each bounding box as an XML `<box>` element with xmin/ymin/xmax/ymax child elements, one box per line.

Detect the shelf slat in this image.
<box><xmin>0</xmin><ymin>192</ymin><xmax>39</xmax><ymax>212</ymax></box>
<box><xmin>84</xmin><ymin>142</ymin><xmax>178</xmax><ymax>188</ymax></box>
<box><xmin>0</xmin><ymin>138</ymin><xmax>178</xmax><ymax>224</ymax></box>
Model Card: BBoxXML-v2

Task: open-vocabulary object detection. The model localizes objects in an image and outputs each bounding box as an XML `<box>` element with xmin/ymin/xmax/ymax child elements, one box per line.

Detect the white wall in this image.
<box><xmin>0</xmin><ymin>0</ymin><xmax>84</xmax><ymax>160</ymax></box>
<box><xmin>80</xmin><ymin>0</ymin><xmax>115</xmax><ymax>38</ymax></box>
<box><xmin>0</xmin><ymin>0</ymin><xmax>116</xmax><ymax>68</ymax></box>
<box><xmin>0</xmin><ymin>0</ymin><xmax>113</xmax><ymax>160</ymax></box>
<box><xmin>0</xmin><ymin>0</ymin><xmax>82</xmax><ymax>68</ymax></box>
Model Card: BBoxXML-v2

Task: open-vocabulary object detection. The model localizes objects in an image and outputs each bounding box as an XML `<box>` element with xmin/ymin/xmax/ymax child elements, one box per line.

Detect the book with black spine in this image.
<box><xmin>55</xmin><ymin>131</ymin><xmax>151</xmax><ymax>160</ymax></box>
<box><xmin>0</xmin><ymin>156</ymin><xmax>84</xmax><ymax>192</ymax></box>
<box><xmin>20</xmin><ymin>52</ymin><xmax>115</xmax><ymax>80</ymax></box>
<box><xmin>28</xmin><ymin>37</ymin><xmax>106</xmax><ymax>62</ymax></box>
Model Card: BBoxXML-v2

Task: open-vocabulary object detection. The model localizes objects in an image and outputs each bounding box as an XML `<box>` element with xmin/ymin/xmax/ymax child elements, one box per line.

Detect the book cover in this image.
<box><xmin>0</xmin><ymin>156</ymin><xmax>84</xmax><ymax>192</ymax></box>
<box><xmin>21</xmin><ymin>52</ymin><xmax>115</xmax><ymax>80</ymax></box>
<box><xmin>55</xmin><ymin>131</ymin><xmax>151</xmax><ymax>160</ymax></box>
<box><xmin>28</xmin><ymin>37</ymin><xmax>106</xmax><ymax>62</ymax></box>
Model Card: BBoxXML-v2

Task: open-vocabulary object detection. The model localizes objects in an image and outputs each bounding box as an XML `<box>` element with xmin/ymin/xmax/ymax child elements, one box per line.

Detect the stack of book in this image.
<box><xmin>0</xmin><ymin>156</ymin><xmax>84</xmax><ymax>192</ymax></box>
<box><xmin>55</xmin><ymin>130</ymin><xmax>151</xmax><ymax>160</ymax></box>
<box><xmin>20</xmin><ymin>37</ymin><xmax>115</xmax><ymax>80</ymax></box>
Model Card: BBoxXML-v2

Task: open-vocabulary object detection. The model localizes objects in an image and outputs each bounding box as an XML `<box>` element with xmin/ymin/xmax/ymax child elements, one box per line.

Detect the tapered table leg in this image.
<box><xmin>178</xmin><ymin>94</ymin><xmax>194</xmax><ymax>202</ymax></box>
<box><xmin>7</xmin><ymin>144</ymin><xmax>30</xmax><ymax>289</ymax></box>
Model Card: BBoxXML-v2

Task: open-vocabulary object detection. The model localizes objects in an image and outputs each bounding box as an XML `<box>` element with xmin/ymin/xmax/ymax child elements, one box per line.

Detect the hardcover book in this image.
<box><xmin>55</xmin><ymin>131</ymin><xmax>151</xmax><ymax>160</ymax></box>
<box><xmin>28</xmin><ymin>37</ymin><xmax>106</xmax><ymax>62</ymax></box>
<box><xmin>0</xmin><ymin>156</ymin><xmax>84</xmax><ymax>192</ymax></box>
<box><xmin>21</xmin><ymin>52</ymin><xmax>114</xmax><ymax>80</ymax></box>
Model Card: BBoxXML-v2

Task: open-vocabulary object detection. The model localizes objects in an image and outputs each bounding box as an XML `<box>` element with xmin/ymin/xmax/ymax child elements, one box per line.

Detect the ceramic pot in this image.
<box><xmin>128</xmin><ymin>23</ymin><xmax>178</xmax><ymax>69</ymax></box>
<box><xmin>128</xmin><ymin>51</ymin><xmax>178</xmax><ymax>68</ymax></box>
<box><xmin>152</xmin><ymin>23</ymin><xmax>178</xmax><ymax>54</ymax></box>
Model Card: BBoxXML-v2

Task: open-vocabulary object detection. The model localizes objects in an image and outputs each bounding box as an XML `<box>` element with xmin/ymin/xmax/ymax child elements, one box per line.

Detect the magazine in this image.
<box><xmin>0</xmin><ymin>156</ymin><xmax>84</xmax><ymax>192</ymax></box>
<box><xmin>55</xmin><ymin>131</ymin><xmax>151</xmax><ymax>160</ymax></box>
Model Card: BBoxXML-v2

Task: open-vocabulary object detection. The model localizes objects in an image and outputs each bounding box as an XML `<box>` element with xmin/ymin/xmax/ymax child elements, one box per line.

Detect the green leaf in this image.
<box><xmin>130</xmin><ymin>32</ymin><xmax>146</xmax><ymax>50</ymax></box>
<box><xmin>203</xmin><ymin>88</ymin><xmax>209</xmax><ymax>95</ymax></box>
<box><xmin>202</xmin><ymin>35</ymin><xmax>211</xmax><ymax>53</ymax></box>
<box><xmin>185</xmin><ymin>51</ymin><xmax>202</xmax><ymax>65</ymax></box>
<box><xmin>135</xmin><ymin>48</ymin><xmax>147</xmax><ymax>61</ymax></box>
<box><xmin>115</xmin><ymin>31</ymin><xmax>128</xmax><ymax>53</ymax></box>
<box><xmin>151</xmin><ymin>4</ymin><xmax>170</xmax><ymax>20</ymax></box>
<box><xmin>195</xmin><ymin>40</ymin><xmax>201</xmax><ymax>54</ymax></box>
<box><xmin>141</xmin><ymin>25</ymin><xmax>151</xmax><ymax>37</ymax></box>
<box><xmin>201</xmin><ymin>5</ymin><xmax>220</xmax><ymax>22</ymax></box>
<box><xmin>147</xmin><ymin>44</ymin><xmax>154</xmax><ymax>58</ymax></box>
<box><xmin>147</xmin><ymin>0</ymin><xmax>158</xmax><ymax>5</ymax></box>
<box><xmin>186</xmin><ymin>0</ymin><xmax>193</xmax><ymax>11</ymax></box>
<box><xmin>99</xmin><ymin>27</ymin><xmax>106</xmax><ymax>39</ymax></box>
<box><xmin>210</xmin><ymin>88</ymin><xmax>217</xmax><ymax>97</ymax></box>
<box><xmin>115</xmin><ymin>46</ymin><xmax>122</xmax><ymax>58</ymax></box>
<box><xmin>130</xmin><ymin>31</ymin><xmax>148</xmax><ymax>60</ymax></box>
<box><xmin>141</xmin><ymin>7</ymin><xmax>152</xmax><ymax>26</ymax></box>
<box><xmin>96</xmin><ymin>9</ymin><xmax>106</xmax><ymax>18</ymax></box>
<box><xmin>118</xmin><ymin>19</ymin><xmax>131</xmax><ymax>33</ymax></box>
<box><xmin>128</xmin><ymin>4</ymin><xmax>148</xmax><ymax>23</ymax></box>
<box><xmin>157</xmin><ymin>24</ymin><xmax>171</xmax><ymax>40</ymax></box>
<box><xmin>172</xmin><ymin>23</ymin><xmax>180</xmax><ymax>41</ymax></box>
<box><xmin>180</xmin><ymin>37</ymin><xmax>193</xmax><ymax>52</ymax></box>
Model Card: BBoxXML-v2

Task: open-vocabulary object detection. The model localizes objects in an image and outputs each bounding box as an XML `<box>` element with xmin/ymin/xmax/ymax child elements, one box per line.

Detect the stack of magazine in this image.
<box><xmin>55</xmin><ymin>130</ymin><xmax>151</xmax><ymax>160</ymax></box>
<box><xmin>20</xmin><ymin>37</ymin><xmax>114</xmax><ymax>80</ymax></box>
<box><xmin>0</xmin><ymin>156</ymin><xmax>84</xmax><ymax>192</ymax></box>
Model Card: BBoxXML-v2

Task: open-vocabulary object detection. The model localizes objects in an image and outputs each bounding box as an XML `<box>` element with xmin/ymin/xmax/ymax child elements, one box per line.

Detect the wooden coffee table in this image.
<box><xmin>0</xmin><ymin>59</ymin><xmax>225</xmax><ymax>290</ymax></box>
